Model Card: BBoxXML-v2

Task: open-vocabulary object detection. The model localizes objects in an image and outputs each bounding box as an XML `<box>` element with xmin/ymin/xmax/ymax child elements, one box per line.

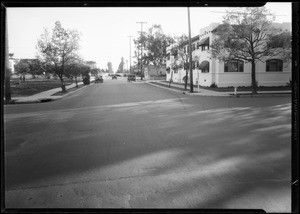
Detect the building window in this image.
<box><xmin>201</xmin><ymin>45</ymin><xmax>209</xmax><ymax>51</ymax></box>
<box><xmin>199</xmin><ymin>61</ymin><xmax>209</xmax><ymax>73</ymax></box>
<box><xmin>166</xmin><ymin>67</ymin><xmax>170</xmax><ymax>74</ymax></box>
<box><xmin>224</xmin><ymin>60</ymin><xmax>244</xmax><ymax>72</ymax></box>
<box><xmin>266</xmin><ymin>59</ymin><xmax>283</xmax><ymax>71</ymax></box>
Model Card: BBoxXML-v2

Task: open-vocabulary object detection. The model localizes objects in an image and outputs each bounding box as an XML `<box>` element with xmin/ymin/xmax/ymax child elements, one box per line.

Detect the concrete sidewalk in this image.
<box><xmin>147</xmin><ymin>81</ymin><xmax>291</xmax><ymax>97</ymax></box>
<box><xmin>7</xmin><ymin>82</ymin><xmax>85</xmax><ymax>104</ymax></box>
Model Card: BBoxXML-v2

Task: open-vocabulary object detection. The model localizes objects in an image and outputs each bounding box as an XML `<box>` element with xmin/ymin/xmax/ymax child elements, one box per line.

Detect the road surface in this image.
<box><xmin>4</xmin><ymin>78</ymin><xmax>291</xmax><ymax>211</ymax></box>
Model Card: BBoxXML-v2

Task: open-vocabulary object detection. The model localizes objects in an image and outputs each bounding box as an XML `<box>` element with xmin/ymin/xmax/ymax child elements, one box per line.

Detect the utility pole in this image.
<box><xmin>187</xmin><ymin>7</ymin><xmax>194</xmax><ymax>93</ymax></box>
<box><xmin>128</xmin><ymin>35</ymin><xmax>132</xmax><ymax>74</ymax></box>
<box><xmin>136</xmin><ymin>21</ymin><xmax>147</xmax><ymax>80</ymax></box>
<box><xmin>5</xmin><ymin>10</ymin><xmax>11</xmax><ymax>102</ymax></box>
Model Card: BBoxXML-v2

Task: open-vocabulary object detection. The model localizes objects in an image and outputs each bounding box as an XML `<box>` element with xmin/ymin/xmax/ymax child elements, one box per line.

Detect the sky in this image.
<box><xmin>7</xmin><ymin>2</ymin><xmax>292</xmax><ymax>71</ymax></box>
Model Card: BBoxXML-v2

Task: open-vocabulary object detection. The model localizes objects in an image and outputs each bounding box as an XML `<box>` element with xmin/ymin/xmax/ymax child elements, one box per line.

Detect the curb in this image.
<box><xmin>6</xmin><ymin>83</ymin><xmax>89</xmax><ymax>105</ymax></box>
<box><xmin>51</xmin><ymin>83</ymin><xmax>89</xmax><ymax>99</ymax></box>
<box><xmin>147</xmin><ymin>82</ymin><xmax>187</xmax><ymax>94</ymax></box>
<box><xmin>147</xmin><ymin>82</ymin><xmax>227</xmax><ymax>97</ymax></box>
<box><xmin>228</xmin><ymin>92</ymin><xmax>291</xmax><ymax>98</ymax></box>
<box><xmin>148</xmin><ymin>82</ymin><xmax>291</xmax><ymax>97</ymax></box>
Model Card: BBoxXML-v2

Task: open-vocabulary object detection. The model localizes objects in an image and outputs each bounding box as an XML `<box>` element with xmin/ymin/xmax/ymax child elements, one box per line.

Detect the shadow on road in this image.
<box><xmin>4</xmin><ymin>96</ymin><xmax>291</xmax><ymax>211</ymax></box>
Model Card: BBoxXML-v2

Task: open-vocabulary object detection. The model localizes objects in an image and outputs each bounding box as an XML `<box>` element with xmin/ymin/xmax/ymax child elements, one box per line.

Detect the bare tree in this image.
<box><xmin>171</xmin><ymin>34</ymin><xmax>199</xmax><ymax>90</ymax></box>
<box><xmin>209</xmin><ymin>7</ymin><xmax>291</xmax><ymax>94</ymax></box>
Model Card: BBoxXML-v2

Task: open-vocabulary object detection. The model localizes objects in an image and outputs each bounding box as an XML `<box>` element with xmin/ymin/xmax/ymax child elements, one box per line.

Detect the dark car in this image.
<box><xmin>127</xmin><ymin>74</ymin><xmax>136</xmax><ymax>82</ymax></box>
<box><xmin>112</xmin><ymin>75</ymin><xmax>117</xmax><ymax>79</ymax></box>
<box><xmin>95</xmin><ymin>76</ymin><xmax>103</xmax><ymax>83</ymax></box>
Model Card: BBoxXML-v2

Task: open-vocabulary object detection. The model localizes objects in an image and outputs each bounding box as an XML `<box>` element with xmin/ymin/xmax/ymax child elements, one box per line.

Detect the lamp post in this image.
<box><xmin>187</xmin><ymin>7</ymin><xmax>194</xmax><ymax>93</ymax></box>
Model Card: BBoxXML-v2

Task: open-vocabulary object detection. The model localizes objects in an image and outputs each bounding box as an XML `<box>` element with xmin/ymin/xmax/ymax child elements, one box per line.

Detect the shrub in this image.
<box><xmin>83</xmin><ymin>76</ymin><xmax>90</xmax><ymax>85</ymax></box>
<box><xmin>210</xmin><ymin>82</ymin><xmax>218</xmax><ymax>88</ymax></box>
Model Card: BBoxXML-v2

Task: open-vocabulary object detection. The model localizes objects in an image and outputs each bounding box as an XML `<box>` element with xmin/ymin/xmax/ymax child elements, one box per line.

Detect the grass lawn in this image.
<box><xmin>164</xmin><ymin>81</ymin><xmax>291</xmax><ymax>92</ymax></box>
<box><xmin>9</xmin><ymin>78</ymin><xmax>75</xmax><ymax>97</ymax></box>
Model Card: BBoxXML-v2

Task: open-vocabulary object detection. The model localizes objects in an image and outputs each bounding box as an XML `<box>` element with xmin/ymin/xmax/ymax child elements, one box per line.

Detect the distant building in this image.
<box><xmin>107</xmin><ymin>62</ymin><xmax>114</xmax><ymax>73</ymax></box>
<box><xmin>166</xmin><ymin>22</ymin><xmax>291</xmax><ymax>87</ymax></box>
<box><xmin>8</xmin><ymin>53</ymin><xmax>20</xmax><ymax>74</ymax></box>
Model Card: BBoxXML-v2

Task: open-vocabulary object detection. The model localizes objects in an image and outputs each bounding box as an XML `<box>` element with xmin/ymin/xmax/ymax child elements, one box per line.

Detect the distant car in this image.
<box><xmin>112</xmin><ymin>75</ymin><xmax>117</xmax><ymax>79</ymax></box>
<box><xmin>95</xmin><ymin>76</ymin><xmax>103</xmax><ymax>83</ymax></box>
<box><xmin>127</xmin><ymin>74</ymin><xmax>136</xmax><ymax>82</ymax></box>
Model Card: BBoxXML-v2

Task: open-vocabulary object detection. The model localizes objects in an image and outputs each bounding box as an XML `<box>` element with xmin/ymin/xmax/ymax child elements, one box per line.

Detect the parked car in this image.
<box><xmin>127</xmin><ymin>74</ymin><xmax>136</xmax><ymax>82</ymax></box>
<box><xmin>95</xmin><ymin>76</ymin><xmax>103</xmax><ymax>83</ymax></box>
<box><xmin>112</xmin><ymin>75</ymin><xmax>117</xmax><ymax>79</ymax></box>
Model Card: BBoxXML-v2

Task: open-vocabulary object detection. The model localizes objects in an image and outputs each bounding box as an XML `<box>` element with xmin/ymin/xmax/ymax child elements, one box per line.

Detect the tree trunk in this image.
<box><xmin>169</xmin><ymin>70</ymin><xmax>173</xmax><ymax>87</ymax></box>
<box><xmin>75</xmin><ymin>76</ymin><xmax>78</xmax><ymax>87</ymax></box>
<box><xmin>251</xmin><ymin>61</ymin><xmax>257</xmax><ymax>94</ymax></box>
<box><xmin>59</xmin><ymin>76</ymin><xmax>66</xmax><ymax>92</ymax></box>
<box><xmin>60</xmin><ymin>63</ymin><xmax>66</xmax><ymax>92</ymax></box>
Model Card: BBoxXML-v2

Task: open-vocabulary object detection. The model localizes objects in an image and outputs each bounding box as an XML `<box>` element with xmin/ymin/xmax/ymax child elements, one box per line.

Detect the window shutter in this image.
<box><xmin>279</xmin><ymin>60</ymin><xmax>283</xmax><ymax>71</ymax></box>
<box><xmin>239</xmin><ymin>61</ymin><xmax>244</xmax><ymax>72</ymax></box>
<box><xmin>266</xmin><ymin>60</ymin><xmax>270</xmax><ymax>71</ymax></box>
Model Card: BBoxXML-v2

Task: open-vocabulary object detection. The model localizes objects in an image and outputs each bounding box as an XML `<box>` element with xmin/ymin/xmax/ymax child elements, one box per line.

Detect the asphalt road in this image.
<box><xmin>4</xmin><ymin>78</ymin><xmax>291</xmax><ymax>211</ymax></box>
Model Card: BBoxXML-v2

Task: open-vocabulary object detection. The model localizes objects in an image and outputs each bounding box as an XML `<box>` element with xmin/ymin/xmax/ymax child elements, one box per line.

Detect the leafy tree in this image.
<box><xmin>209</xmin><ymin>7</ymin><xmax>291</xmax><ymax>94</ymax></box>
<box><xmin>28</xmin><ymin>59</ymin><xmax>44</xmax><ymax>78</ymax></box>
<box><xmin>15</xmin><ymin>59</ymin><xmax>44</xmax><ymax>79</ymax></box>
<box><xmin>14</xmin><ymin>60</ymin><xmax>30</xmax><ymax>76</ymax></box>
<box><xmin>91</xmin><ymin>68</ymin><xmax>101</xmax><ymax>77</ymax></box>
<box><xmin>65</xmin><ymin>58</ymin><xmax>85</xmax><ymax>87</ymax></box>
<box><xmin>37</xmin><ymin>21</ymin><xmax>81</xmax><ymax>92</ymax></box>
<box><xmin>267</xmin><ymin>31</ymin><xmax>291</xmax><ymax>60</ymax></box>
<box><xmin>134</xmin><ymin>24</ymin><xmax>175</xmax><ymax>77</ymax></box>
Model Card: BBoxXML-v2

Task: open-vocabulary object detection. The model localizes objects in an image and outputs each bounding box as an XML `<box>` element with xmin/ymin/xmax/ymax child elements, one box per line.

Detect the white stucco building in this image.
<box><xmin>166</xmin><ymin>22</ymin><xmax>291</xmax><ymax>87</ymax></box>
<box><xmin>8</xmin><ymin>53</ymin><xmax>20</xmax><ymax>74</ymax></box>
